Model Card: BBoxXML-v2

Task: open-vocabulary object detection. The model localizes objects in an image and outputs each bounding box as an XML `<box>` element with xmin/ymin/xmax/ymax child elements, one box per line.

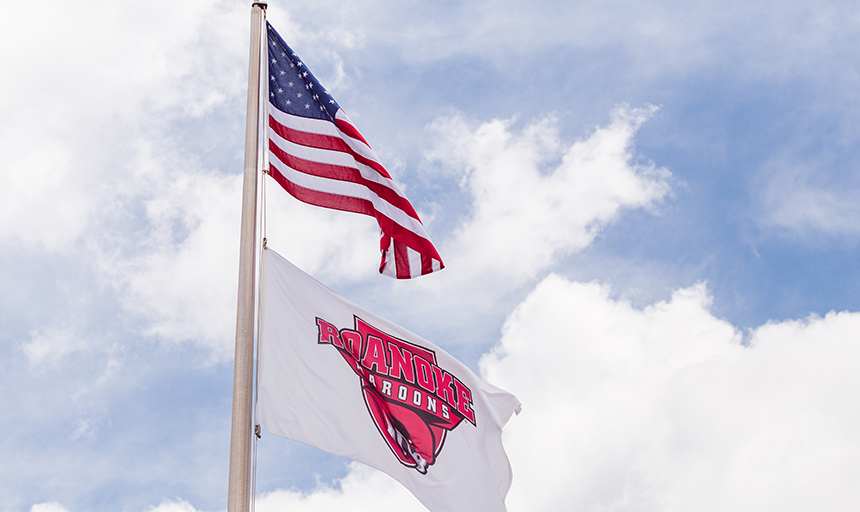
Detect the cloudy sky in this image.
<box><xmin>2</xmin><ymin>0</ymin><xmax>860</xmax><ymax>511</ymax></box>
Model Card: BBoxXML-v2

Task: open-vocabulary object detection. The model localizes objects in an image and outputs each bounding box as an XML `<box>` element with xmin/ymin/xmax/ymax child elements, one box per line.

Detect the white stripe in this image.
<box><xmin>380</xmin><ymin>255</ymin><xmax>396</xmax><ymax>278</ymax></box>
<box><xmin>270</xmin><ymin>106</ymin><xmax>384</xmax><ymax>169</ymax></box>
<box><xmin>270</xmin><ymin>151</ymin><xmax>432</xmax><ymax>240</ymax></box>
<box><xmin>269</xmin><ymin>106</ymin><xmax>339</xmax><ymax>138</ymax></box>
<box><xmin>406</xmin><ymin>246</ymin><xmax>422</xmax><ymax>277</ymax></box>
<box><xmin>269</xmin><ymin>128</ymin><xmax>408</xmax><ymax>200</ymax></box>
<box><xmin>379</xmin><ymin>237</ymin><xmax>408</xmax><ymax>278</ymax></box>
<box><xmin>379</xmin><ymin>231</ymin><xmax>396</xmax><ymax>278</ymax></box>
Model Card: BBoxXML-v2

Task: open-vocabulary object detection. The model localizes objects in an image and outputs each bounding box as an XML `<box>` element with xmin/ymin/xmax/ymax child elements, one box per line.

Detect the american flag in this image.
<box><xmin>265</xmin><ymin>22</ymin><xmax>444</xmax><ymax>279</ymax></box>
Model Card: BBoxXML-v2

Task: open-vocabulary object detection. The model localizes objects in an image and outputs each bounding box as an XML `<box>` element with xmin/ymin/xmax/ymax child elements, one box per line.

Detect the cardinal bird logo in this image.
<box><xmin>316</xmin><ymin>316</ymin><xmax>476</xmax><ymax>474</ymax></box>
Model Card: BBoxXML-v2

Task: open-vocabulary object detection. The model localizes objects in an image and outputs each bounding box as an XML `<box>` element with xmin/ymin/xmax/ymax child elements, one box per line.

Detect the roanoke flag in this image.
<box><xmin>265</xmin><ymin>22</ymin><xmax>443</xmax><ymax>279</ymax></box>
<box><xmin>258</xmin><ymin>248</ymin><xmax>521</xmax><ymax>512</ymax></box>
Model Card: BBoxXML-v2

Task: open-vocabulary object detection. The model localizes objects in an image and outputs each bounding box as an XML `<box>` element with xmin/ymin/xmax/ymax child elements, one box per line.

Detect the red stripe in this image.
<box><xmin>269</xmin><ymin>165</ymin><xmax>376</xmax><ymax>217</ymax></box>
<box><xmin>270</xmin><ymin>114</ymin><xmax>350</xmax><ymax>153</ymax></box>
<box><xmin>378</xmin><ymin>248</ymin><xmax>390</xmax><ymax>275</ymax></box>
<box><xmin>270</xmin><ymin>115</ymin><xmax>392</xmax><ymax>180</ymax></box>
<box><xmin>393</xmin><ymin>239</ymin><xmax>411</xmax><ymax>279</ymax></box>
<box><xmin>336</xmin><ymin>118</ymin><xmax>370</xmax><ymax>147</ymax></box>
<box><xmin>421</xmin><ymin>253</ymin><xmax>434</xmax><ymax>276</ymax></box>
<box><xmin>269</xmin><ymin>139</ymin><xmax>421</xmax><ymax>221</ymax></box>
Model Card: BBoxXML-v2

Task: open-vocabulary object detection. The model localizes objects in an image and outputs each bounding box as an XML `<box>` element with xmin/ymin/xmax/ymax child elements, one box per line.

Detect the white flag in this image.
<box><xmin>258</xmin><ymin>248</ymin><xmax>521</xmax><ymax>512</ymax></box>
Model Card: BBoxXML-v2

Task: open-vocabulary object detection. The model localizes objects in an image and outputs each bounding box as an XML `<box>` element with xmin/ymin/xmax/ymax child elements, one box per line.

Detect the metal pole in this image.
<box><xmin>228</xmin><ymin>3</ymin><xmax>266</xmax><ymax>512</ymax></box>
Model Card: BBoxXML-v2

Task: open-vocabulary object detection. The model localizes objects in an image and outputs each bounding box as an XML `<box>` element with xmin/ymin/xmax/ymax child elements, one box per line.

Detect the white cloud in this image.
<box><xmin>277</xmin><ymin>0</ymin><xmax>860</xmax><ymax>89</ymax></box>
<box><xmin>757</xmin><ymin>156</ymin><xmax>860</xmax><ymax>237</ymax></box>
<box><xmin>21</xmin><ymin>325</ymin><xmax>90</xmax><ymax>366</ymax></box>
<box><xmin>0</xmin><ymin>0</ymin><xmax>246</xmax><ymax>251</ymax></box>
<box><xmin>255</xmin><ymin>463</ymin><xmax>420</xmax><ymax>512</ymax></box>
<box><xmin>105</xmin><ymin>167</ymin><xmax>244</xmax><ymax>360</ymax></box>
<box><xmin>0</xmin><ymin>136</ymin><xmax>93</xmax><ymax>251</ymax></box>
<box><xmin>0</xmin><ymin>0</ymin><xmax>254</xmax><ymax>359</ymax></box>
<box><xmin>135</xmin><ymin>465</ymin><xmax>419</xmax><ymax>512</ymax></box>
<box><xmin>410</xmin><ymin>105</ymin><xmax>671</xmax><ymax>312</ymax></box>
<box><xmin>481</xmin><ymin>276</ymin><xmax>860</xmax><ymax>512</ymax></box>
<box><xmin>30</xmin><ymin>503</ymin><xmax>71</xmax><ymax>512</ymax></box>
<box><xmin>145</xmin><ymin>499</ymin><xmax>201</xmax><ymax>512</ymax></box>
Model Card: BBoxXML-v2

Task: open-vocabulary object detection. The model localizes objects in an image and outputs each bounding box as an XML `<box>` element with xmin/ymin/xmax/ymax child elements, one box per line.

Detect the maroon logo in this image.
<box><xmin>317</xmin><ymin>316</ymin><xmax>476</xmax><ymax>474</ymax></box>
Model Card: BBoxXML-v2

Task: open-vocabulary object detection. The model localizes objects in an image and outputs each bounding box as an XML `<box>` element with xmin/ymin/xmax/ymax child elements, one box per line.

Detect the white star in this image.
<box><xmin>270</xmin><ymin>91</ymin><xmax>274</xmax><ymax>97</ymax></box>
<box><xmin>297</xmin><ymin>92</ymin><xmax>303</xmax><ymax>98</ymax></box>
<box><xmin>279</xmin><ymin>70</ymin><xmax>285</xmax><ymax>75</ymax></box>
<box><xmin>313</xmin><ymin>94</ymin><xmax>318</xmax><ymax>100</ymax></box>
<box><xmin>281</xmin><ymin>51</ymin><xmax>286</xmax><ymax>57</ymax></box>
<box><xmin>285</xmin><ymin>99</ymin><xmax>291</xmax><ymax>105</ymax></box>
<box><xmin>302</xmin><ymin>72</ymin><xmax>308</xmax><ymax>77</ymax></box>
<box><xmin>277</xmin><ymin>88</ymin><xmax>283</xmax><ymax>93</ymax></box>
<box><xmin>270</xmin><ymin>75</ymin><xmax>275</xmax><ymax>81</ymax></box>
<box><xmin>329</xmin><ymin>99</ymin><xmax>335</xmax><ymax>104</ymax></box>
<box><xmin>270</xmin><ymin>41</ymin><xmax>276</xmax><ymax>46</ymax></box>
<box><xmin>271</xmin><ymin>58</ymin><xmax>276</xmax><ymax>64</ymax></box>
<box><xmin>308</xmin><ymin>83</ymin><xmax>314</xmax><ymax>89</ymax></box>
<box><xmin>305</xmin><ymin>103</ymin><xmax>311</xmax><ymax>109</ymax></box>
<box><xmin>290</xmin><ymin>63</ymin><xmax>295</xmax><ymax>68</ymax></box>
<box><xmin>297</xmin><ymin>61</ymin><xmax>304</xmax><ymax>67</ymax></box>
<box><xmin>288</xmin><ymin>81</ymin><xmax>294</xmax><ymax>87</ymax></box>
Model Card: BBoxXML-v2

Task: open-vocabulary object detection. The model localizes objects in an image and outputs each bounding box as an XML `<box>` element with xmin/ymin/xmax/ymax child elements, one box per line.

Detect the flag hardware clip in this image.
<box><xmin>254</xmin><ymin>424</ymin><xmax>261</xmax><ymax>438</ymax></box>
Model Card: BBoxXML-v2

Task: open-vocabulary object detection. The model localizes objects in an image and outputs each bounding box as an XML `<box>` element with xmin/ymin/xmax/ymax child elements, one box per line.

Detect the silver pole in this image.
<box><xmin>227</xmin><ymin>3</ymin><xmax>266</xmax><ymax>512</ymax></box>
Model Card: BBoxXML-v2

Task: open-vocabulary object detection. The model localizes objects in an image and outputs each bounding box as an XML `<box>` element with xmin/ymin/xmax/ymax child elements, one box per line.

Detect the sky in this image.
<box><xmin>2</xmin><ymin>0</ymin><xmax>860</xmax><ymax>511</ymax></box>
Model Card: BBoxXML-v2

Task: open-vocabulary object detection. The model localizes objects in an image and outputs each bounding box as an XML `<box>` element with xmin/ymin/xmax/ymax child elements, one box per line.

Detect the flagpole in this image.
<box><xmin>228</xmin><ymin>2</ymin><xmax>266</xmax><ymax>512</ymax></box>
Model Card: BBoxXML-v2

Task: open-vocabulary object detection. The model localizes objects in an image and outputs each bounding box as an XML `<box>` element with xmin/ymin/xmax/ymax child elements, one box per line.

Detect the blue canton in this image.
<box><xmin>267</xmin><ymin>22</ymin><xmax>341</xmax><ymax>121</ymax></box>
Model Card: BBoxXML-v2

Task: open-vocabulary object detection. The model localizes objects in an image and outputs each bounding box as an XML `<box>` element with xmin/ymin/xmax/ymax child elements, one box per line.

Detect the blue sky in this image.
<box><xmin>2</xmin><ymin>1</ymin><xmax>860</xmax><ymax>511</ymax></box>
